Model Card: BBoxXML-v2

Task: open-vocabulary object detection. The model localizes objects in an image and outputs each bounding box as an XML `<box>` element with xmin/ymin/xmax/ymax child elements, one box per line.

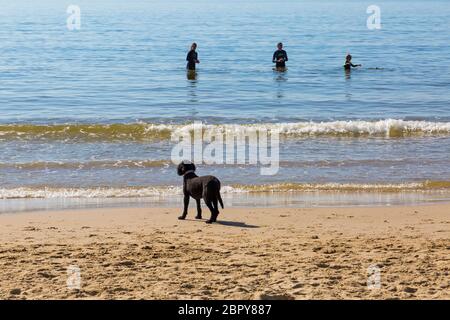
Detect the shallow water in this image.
<box><xmin>0</xmin><ymin>0</ymin><xmax>450</xmax><ymax>210</ymax></box>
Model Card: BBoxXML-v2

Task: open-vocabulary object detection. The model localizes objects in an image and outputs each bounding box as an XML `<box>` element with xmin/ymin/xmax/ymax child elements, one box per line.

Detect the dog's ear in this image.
<box><xmin>177</xmin><ymin>162</ymin><xmax>185</xmax><ymax>176</ymax></box>
<box><xmin>192</xmin><ymin>163</ymin><xmax>196</xmax><ymax>172</ymax></box>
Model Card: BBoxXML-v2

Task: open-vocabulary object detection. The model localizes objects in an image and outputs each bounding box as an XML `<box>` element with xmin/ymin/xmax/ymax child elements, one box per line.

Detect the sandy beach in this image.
<box><xmin>0</xmin><ymin>204</ymin><xmax>449</xmax><ymax>300</ymax></box>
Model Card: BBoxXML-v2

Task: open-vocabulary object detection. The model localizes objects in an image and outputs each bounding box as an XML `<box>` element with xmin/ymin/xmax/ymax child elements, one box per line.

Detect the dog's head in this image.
<box><xmin>177</xmin><ymin>161</ymin><xmax>196</xmax><ymax>176</ymax></box>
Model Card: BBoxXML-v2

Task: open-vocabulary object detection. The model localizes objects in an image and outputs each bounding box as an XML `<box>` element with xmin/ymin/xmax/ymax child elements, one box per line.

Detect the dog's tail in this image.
<box><xmin>217</xmin><ymin>190</ymin><xmax>224</xmax><ymax>209</ymax></box>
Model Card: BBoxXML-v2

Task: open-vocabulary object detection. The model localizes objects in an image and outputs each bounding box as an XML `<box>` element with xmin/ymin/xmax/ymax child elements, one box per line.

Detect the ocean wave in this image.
<box><xmin>0</xmin><ymin>160</ymin><xmax>172</xmax><ymax>170</ymax></box>
<box><xmin>232</xmin><ymin>181</ymin><xmax>450</xmax><ymax>192</ymax></box>
<box><xmin>1</xmin><ymin>119</ymin><xmax>450</xmax><ymax>141</ymax></box>
<box><xmin>1</xmin><ymin>158</ymin><xmax>449</xmax><ymax>170</ymax></box>
<box><xmin>2</xmin><ymin>181</ymin><xmax>450</xmax><ymax>199</ymax></box>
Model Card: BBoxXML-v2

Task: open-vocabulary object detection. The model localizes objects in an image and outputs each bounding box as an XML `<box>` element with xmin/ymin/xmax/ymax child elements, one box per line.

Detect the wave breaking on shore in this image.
<box><xmin>1</xmin><ymin>119</ymin><xmax>450</xmax><ymax>141</ymax></box>
<box><xmin>2</xmin><ymin>181</ymin><xmax>450</xmax><ymax>199</ymax></box>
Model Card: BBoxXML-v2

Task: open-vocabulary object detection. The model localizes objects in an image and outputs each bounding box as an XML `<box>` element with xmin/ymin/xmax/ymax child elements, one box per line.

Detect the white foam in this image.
<box><xmin>0</xmin><ymin>185</ymin><xmax>250</xmax><ymax>199</ymax></box>
<box><xmin>2</xmin><ymin>119</ymin><xmax>450</xmax><ymax>141</ymax></box>
<box><xmin>2</xmin><ymin>181</ymin><xmax>449</xmax><ymax>200</ymax></box>
<box><xmin>146</xmin><ymin>119</ymin><xmax>450</xmax><ymax>137</ymax></box>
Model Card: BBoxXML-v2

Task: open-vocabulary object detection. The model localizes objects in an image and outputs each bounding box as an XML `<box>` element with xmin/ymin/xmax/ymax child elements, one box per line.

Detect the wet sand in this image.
<box><xmin>0</xmin><ymin>204</ymin><xmax>449</xmax><ymax>299</ymax></box>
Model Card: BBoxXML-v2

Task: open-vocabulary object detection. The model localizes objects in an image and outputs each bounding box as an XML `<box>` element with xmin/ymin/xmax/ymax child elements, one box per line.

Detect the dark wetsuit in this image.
<box><xmin>273</xmin><ymin>49</ymin><xmax>288</xmax><ymax>68</ymax></box>
<box><xmin>186</xmin><ymin>50</ymin><xmax>198</xmax><ymax>71</ymax></box>
<box><xmin>344</xmin><ymin>62</ymin><xmax>358</xmax><ymax>70</ymax></box>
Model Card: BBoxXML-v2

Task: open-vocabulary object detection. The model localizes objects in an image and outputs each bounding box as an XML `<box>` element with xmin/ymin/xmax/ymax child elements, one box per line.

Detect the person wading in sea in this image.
<box><xmin>272</xmin><ymin>42</ymin><xmax>288</xmax><ymax>71</ymax></box>
<box><xmin>186</xmin><ymin>43</ymin><xmax>200</xmax><ymax>71</ymax></box>
<box><xmin>186</xmin><ymin>42</ymin><xmax>200</xmax><ymax>80</ymax></box>
<box><xmin>344</xmin><ymin>54</ymin><xmax>362</xmax><ymax>70</ymax></box>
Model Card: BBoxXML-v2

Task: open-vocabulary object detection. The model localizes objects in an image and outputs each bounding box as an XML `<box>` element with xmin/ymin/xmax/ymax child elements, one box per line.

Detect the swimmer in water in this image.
<box><xmin>344</xmin><ymin>54</ymin><xmax>361</xmax><ymax>70</ymax></box>
<box><xmin>186</xmin><ymin>43</ymin><xmax>200</xmax><ymax>71</ymax></box>
<box><xmin>273</xmin><ymin>42</ymin><xmax>288</xmax><ymax>70</ymax></box>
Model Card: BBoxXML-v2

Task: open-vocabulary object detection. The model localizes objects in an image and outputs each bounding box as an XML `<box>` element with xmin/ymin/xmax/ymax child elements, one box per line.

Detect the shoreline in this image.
<box><xmin>2</xmin><ymin>189</ymin><xmax>450</xmax><ymax>214</ymax></box>
<box><xmin>0</xmin><ymin>204</ymin><xmax>448</xmax><ymax>299</ymax></box>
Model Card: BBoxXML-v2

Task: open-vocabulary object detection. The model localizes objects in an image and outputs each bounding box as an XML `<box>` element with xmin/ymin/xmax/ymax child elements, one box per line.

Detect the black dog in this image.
<box><xmin>177</xmin><ymin>161</ymin><xmax>224</xmax><ymax>224</ymax></box>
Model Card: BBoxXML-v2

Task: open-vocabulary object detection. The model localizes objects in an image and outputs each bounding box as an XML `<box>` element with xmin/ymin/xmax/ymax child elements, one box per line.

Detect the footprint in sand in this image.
<box><xmin>254</xmin><ymin>292</ymin><xmax>295</xmax><ymax>300</ymax></box>
<box><xmin>10</xmin><ymin>288</ymin><xmax>21</xmax><ymax>295</ymax></box>
<box><xmin>23</xmin><ymin>226</ymin><xmax>40</xmax><ymax>232</ymax></box>
<box><xmin>403</xmin><ymin>287</ymin><xmax>417</xmax><ymax>293</ymax></box>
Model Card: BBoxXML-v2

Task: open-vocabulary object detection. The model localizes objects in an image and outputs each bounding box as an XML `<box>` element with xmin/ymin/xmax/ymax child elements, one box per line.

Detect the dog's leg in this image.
<box><xmin>205</xmin><ymin>200</ymin><xmax>216</xmax><ymax>224</ymax></box>
<box><xmin>195</xmin><ymin>199</ymin><xmax>202</xmax><ymax>219</ymax></box>
<box><xmin>178</xmin><ymin>195</ymin><xmax>190</xmax><ymax>220</ymax></box>
<box><xmin>211</xmin><ymin>197</ymin><xmax>219</xmax><ymax>222</ymax></box>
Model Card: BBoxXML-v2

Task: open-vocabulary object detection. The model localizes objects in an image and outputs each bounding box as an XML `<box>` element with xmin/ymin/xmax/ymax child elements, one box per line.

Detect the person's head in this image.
<box><xmin>346</xmin><ymin>54</ymin><xmax>352</xmax><ymax>62</ymax></box>
<box><xmin>277</xmin><ymin>42</ymin><xmax>283</xmax><ymax>50</ymax></box>
<box><xmin>191</xmin><ymin>43</ymin><xmax>197</xmax><ymax>51</ymax></box>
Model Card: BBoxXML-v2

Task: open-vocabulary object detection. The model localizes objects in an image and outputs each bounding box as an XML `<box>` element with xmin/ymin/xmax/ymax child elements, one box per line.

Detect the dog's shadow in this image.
<box><xmin>186</xmin><ymin>219</ymin><xmax>259</xmax><ymax>228</ymax></box>
<box><xmin>215</xmin><ymin>220</ymin><xmax>259</xmax><ymax>228</ymax></box>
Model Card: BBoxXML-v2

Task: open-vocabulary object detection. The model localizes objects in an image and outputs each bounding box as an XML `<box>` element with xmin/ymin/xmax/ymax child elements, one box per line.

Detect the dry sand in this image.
<box><xmin>0</xmin><ymin>204</ymin><xmax>449</xmax><ymax>300</ymax></box>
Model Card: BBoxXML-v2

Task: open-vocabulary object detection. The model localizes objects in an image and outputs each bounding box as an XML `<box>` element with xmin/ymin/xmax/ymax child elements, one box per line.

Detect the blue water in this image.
<box><xmin>1</xmin><ymin>0</ymin><xmax>449</xmax><ymax>122</ymax></box>
<box><xmin>1</xmin><ymin>0</ymin><xmax>450</xmax><ymax>209</ymax></box>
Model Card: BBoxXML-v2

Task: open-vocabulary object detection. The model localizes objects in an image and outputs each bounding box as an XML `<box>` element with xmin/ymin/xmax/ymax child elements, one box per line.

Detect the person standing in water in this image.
<box><xmin>186</xmin><ymin>43</ymin><xmax>200</xmax><ymax>71</ymax></box>
<box><xmin>272</xmin><ymin>42</ymin><xmax>288</xmax><ymax>70</ymax></box>
<box><xmin>344</xmin><ymin>54</ymin><xmax>361</xmax><ymax>70</ymax></box>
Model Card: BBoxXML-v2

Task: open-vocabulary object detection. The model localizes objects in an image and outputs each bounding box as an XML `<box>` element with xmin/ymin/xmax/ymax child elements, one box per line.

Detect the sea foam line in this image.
<box><xmin>1</xmin><ymin>119</ymin><xmax>450</xmax><ymax>140</ymax></box>
<box><xmin>1</xmin><ymin>181</ymin><xmax>450</xmax><ymax>199</ymax></box>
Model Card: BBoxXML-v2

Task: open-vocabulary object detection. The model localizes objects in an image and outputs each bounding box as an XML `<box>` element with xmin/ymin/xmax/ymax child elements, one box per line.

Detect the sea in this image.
<box><xmin>1</xmin><ymin>0</ymin><xmax>450</xmax><ymax>212</ymax></box>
